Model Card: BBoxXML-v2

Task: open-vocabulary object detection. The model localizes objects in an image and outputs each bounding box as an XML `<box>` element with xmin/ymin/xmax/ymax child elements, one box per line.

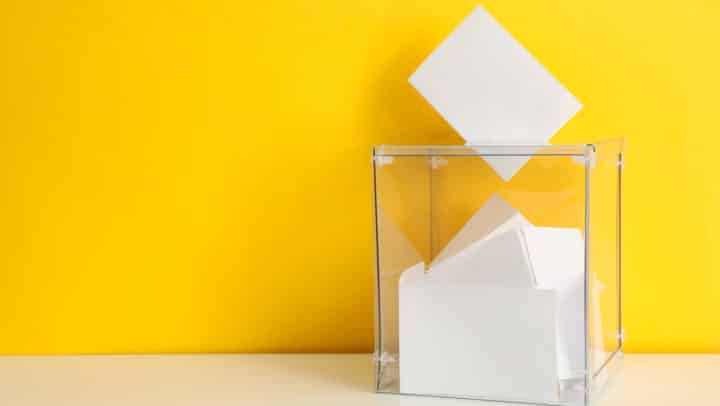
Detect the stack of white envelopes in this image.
<box><xmin>398</xmin><ymin>195</ymin><xmax>585</xmax><ymax>402</ymax></box>
<box><xmin>400</xmin><ymin>4</ymin><xmax>586</xmax><ymax>402</ymax></box>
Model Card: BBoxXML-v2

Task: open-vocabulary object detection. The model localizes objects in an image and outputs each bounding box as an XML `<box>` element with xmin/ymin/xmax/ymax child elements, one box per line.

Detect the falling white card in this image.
<box><xmin>431</xmin><ymin>194</ymin><xmax>530</xmax><ymax>267</ymax></box>
<box><xmin>409</xmin><ymin>5</ymin><xmax>582</xmax><ymax>180</ymax></box>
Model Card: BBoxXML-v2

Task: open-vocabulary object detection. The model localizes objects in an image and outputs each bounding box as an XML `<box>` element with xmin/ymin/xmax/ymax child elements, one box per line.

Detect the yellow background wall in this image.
<box><xmin>1</xmin><ymin>1</ymin><xmax>718</xmax><ymax>354</ymax></box>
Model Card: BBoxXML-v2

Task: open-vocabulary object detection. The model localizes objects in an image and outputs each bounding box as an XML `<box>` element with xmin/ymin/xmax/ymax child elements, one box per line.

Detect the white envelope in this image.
<box><xmin>400</xmin><ymin>269</ymin><xmax>559</xmax><ymax>402</ymax></box>
<box><xmin>399</xmin><ymin>228</ymin><xmax>559</xmax><ymax>402</ymax></box>
<box><xmin>432</xmin><ymin>225</ymin><xmax>587</xmax><ymax>380</ymax></box>
<box><xmin>431</xmin><ymin>194</ymin><xmax>530</xmax><ymax>268</ymax></box>
<box><xmin>399</xmin><ymin>225</ymin><xmax>586</xmax><ymax>401</ymax></box>
<box><xmin>427</xmin><ymin>229</ymin><xmax>535</xmax><ymax>288</ymax></box>
<box><xmin>524</xmin><ymin>227</ymin><xmax>585</xmax><ymax>380</ymax></box>
<box><xmin>409</xmin><ymin>5</ymin><xmax>582</xmax><ymax>180</ymax></box>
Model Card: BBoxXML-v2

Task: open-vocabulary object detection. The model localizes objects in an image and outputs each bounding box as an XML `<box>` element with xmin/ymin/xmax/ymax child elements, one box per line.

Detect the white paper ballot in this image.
<box><xmin>431</xmin><ymin>194</ymin><xmax>530</xmax><ymax>267</ymax></box>
<box><xmin>399</xmin><ymin>223</ymin><xmax>587</xmax><ymax>400</ymax></box>
<box><xmin>400</xmin><ymin>226</ymin><xmax>558</xmax><ymax>402</ymax></box>
<box><xmin>524</xmin><ymin>227</ymin><xmax>585</xmax><ymax>380</ymax></box>
<box><xmin>409</xmin><ymin>5</ymin><xmax>582</xmax><ymax>180</ymax></box>
<box><xmin>427</xmin><ymin>229</ymin><xmax>535</xmax><ymax>288</ymax></box>
<box><xmin>399</xmin><ymin>274</ymin><xmax>559</xmax><ymax>402</ymax></box>
<box><xmin>435</xmin><ymin>225</ymin><xmax>586</xmax><ymax>380</ymax></box>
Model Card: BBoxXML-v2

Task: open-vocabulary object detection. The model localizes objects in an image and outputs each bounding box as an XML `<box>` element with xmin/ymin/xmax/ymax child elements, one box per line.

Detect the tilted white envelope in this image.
<box><xmin>409</xmin><ymin>5</ymin><xmax>582</xmax><ymax>180</ymax></box>
<box><xmin>427</xmin><ymin>228</ymin><xmax>535</xmax><ymax>288</ymax></box>
<box><xmin>431</xmin><ymin>194</ymin><xmax>530</xmax><ymax>267</ymax></box>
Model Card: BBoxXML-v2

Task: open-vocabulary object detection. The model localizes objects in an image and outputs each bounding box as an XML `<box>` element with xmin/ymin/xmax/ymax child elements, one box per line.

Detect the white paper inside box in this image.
<box><xmin>396</xmin><ymin>195</ymin><xmax>585</xmax><ymax>403</ymax></box>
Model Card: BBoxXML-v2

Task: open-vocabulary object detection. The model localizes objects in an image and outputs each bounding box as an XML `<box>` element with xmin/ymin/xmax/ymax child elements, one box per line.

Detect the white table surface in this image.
<box><xmin>0</xmin><ymin>354</ymin><xmax>716</xmax><ymax>405</ymax></box>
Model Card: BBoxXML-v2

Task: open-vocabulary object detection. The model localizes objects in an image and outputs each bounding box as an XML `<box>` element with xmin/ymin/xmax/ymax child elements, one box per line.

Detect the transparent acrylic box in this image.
<box><xmin>372</xmin><ymin>141</ymin><xmax>623</xmax><ymax>406</ymax></box>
